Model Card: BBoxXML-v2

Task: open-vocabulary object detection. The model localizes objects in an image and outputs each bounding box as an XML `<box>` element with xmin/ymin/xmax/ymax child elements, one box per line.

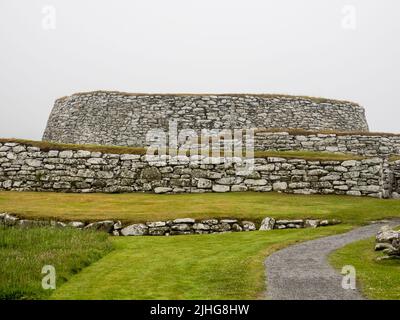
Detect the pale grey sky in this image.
<box><xmin>0</xmin><ymin>0</ymin><xmax>399</xmax><ymax>140</ymax></box>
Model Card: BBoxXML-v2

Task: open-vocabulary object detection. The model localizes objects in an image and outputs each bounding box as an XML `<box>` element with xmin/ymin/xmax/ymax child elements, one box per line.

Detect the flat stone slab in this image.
<box><xmin>264</xmin><ymin>219</ymin><xmax>400</xmax><ymax>300</ymax></box>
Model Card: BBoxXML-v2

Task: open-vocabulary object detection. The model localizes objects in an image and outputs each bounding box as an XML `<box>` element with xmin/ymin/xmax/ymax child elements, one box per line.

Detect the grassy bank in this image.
<box><xmin>1</xmin><ymin>192</ymin><xmax>399</xmax><ymax>225</ymax></box>
<box><xmin>0</xmin><ymin>227</ymin><xmax>113</xmax><ymax>300</ymax></box>
<box><xmin>329</xmin><ymin>235</ymin><xmax>400</xmax><ymax>300</ymax></box>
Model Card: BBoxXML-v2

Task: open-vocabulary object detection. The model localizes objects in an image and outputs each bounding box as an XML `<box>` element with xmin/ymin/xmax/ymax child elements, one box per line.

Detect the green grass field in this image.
<box><xmin>1</xmin><ymin>191</ymin><xmax>400</xmax><ymax>300</ymax></box>
<box><xmin>1</xmin><ymin>192</ymin><xmax>400</xmax><ymax>225</ymax></box>
<box><xmin>51</xmin><ymin>226</ymin><xmax>350</xmax><ymax>300</ymax></box>
<box><xmin>0</xmin><ymin>227</ymin><xmax>112</xmax><ymax>300</ymax></box>
<box><xmin>329</xmin><ymin>235</ymin><xmax>400</xmax><ymax>300</ymax></box>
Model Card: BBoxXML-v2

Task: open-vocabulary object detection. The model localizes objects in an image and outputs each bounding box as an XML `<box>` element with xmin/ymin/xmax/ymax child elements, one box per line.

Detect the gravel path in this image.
<box><xmin>265</xmin><ymin>220</ymin><xmax>400</xmax><ymax>300</ymax></box>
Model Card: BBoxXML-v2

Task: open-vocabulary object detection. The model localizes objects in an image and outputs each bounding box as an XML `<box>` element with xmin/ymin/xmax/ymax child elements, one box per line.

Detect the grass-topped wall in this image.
<box><xmin>0</xmin><ymin>140</ymin><xmax>397</xmax><ymax>198</ymax></box>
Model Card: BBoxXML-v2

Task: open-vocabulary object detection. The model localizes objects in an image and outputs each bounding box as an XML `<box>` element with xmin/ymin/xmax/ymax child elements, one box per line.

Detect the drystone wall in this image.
<box><xmin>187</xmin><ymin>132</ymin><xmax>400</xmax><ymax>157</ymax></box>
<box><xmin>391</xmin><ymin>161</ymin><xmax>400</xmax><ymax>198</ymax></box>
<box><xmin>0</xmin><ymin>213</ymin><xmax>341</xmax><ymax>236</ymax></box>
<box><xmin>252</xmin><ymin>132</ymin><xmax>400</xmax><ymax>156</ymax></box>
<box><xmin>375</xmin><ymin>226</ymin><xmax>400</xmax><ymax>259</ymax></box>
<box><xmin>43</xmin><ymin>92</ymin><xmax>369</xmax><ymax>147</ymax></box>
<box><xmin>0</xmin><ymin>141</ymin><xmax>397</xmax><ymax>198</ymax></box>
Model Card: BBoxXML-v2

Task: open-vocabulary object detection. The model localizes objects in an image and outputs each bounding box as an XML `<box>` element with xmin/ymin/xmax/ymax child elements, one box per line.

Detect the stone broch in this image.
<box><xmin>1</xmin><ymin>92</ymin><xmax>400</xmax><ymax>197</ymax></box>
<box><xmin>43</xmin><ymin>92</ymin><xmax>369</xmax><ymax>147</ymax></box>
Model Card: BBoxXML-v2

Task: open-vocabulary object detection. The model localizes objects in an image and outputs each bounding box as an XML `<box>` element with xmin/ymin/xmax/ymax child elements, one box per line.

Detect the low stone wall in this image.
<box><xmin>188</xmin><ymin>131</ymin><xmax>400</xmax><ymax>156</ymax></box>
<box><xmin>259</xmin><ymin>217</ymin><xmax>341</xmax><ymax>230</ymax></box>
<box><xmin>0</xmin><ymin>213</ymin><xmax>341</xmax><ymax>236</ymax></box>
<box><xmin>0</xmin><ymin>141</ymin><xmax>396</xmax><ymax>198</ymax></box>
<box><xmin>252</xmin><ymin>131</ymin><xmax>400</xmax><ymax>156</ymax></box>
<box><xmin>391</xmin><ymin>161</ymin><xmax>400</xmax><ymax>198</ymax></box>
<box><xmin>375</xmin><ymin>226</ymin><xmax>400</xmax><ymax>260</ymax></box>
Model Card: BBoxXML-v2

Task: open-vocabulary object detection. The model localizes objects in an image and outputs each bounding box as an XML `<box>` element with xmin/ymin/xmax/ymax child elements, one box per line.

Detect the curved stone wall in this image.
<box><xmin>186</xmin><ymin>131</ymin><xmax>400</xmax><ymax>157</ymax></box>
<box><xmin>42</xmin><ymin>91</ymin><xmax>369</xmax><ymax>147</ymax></box>
<box><xmin>252</xmin><ymin>131</ymin><xmax>400</xmax><ymax>156</ymax></box>
<box><xmin>1</xmin><ymin>141</ymin><xmax>397</xmax><ymax>199</ymax></box>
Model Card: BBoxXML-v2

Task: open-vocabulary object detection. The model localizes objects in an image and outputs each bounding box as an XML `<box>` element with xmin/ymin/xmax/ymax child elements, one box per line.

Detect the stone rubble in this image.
<box><xmin>258</xmin><ymin>217</ymin><xmax>341</xmax><ymax>230</ymax></box>
<box><xmin>375</xmin><ymin>225</ymin><xmax>400</xmax><ymax>260</ymax></box>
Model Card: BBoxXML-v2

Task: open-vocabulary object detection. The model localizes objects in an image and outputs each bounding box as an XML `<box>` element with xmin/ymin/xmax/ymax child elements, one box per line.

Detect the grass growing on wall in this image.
<box><xmin>0</xmin><ymin>138</ymin><xmax>148</xmax><ymax>155</ymax></box>
<box><xmin>0</xmin><ymin>138</ymin><xmax>366</xmax><ymax>160</ymax></box>
<box><xmin>253</xmin><ymin>150</ymin><xmax>365</xmax><ymax>161</ymax></box>
<box><xmin>0</xmin><ymin>227</ymin><xmax>113</xmax><ymax>300</ymax></box>
<box><xmin>60</xmin><ymin>90</ymin><xmax>361</xmax><ymax>105</ymax></box>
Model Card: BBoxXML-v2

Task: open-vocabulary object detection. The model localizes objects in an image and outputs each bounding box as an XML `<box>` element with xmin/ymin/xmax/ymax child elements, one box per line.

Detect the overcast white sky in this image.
<box><xmin>0</xmin><ymin>0</ymin><xmax>399</xmax><ymax>140</ymax></box>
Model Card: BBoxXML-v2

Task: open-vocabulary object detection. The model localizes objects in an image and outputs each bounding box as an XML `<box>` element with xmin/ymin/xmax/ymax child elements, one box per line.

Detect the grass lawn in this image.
<box><xmin>2</xmin><ymin>191</ymin><xmax>399</xmax><ymax>300</ymax></box>
<box><xmin>329</xmin><ymin>234</ymin><xmax>400</xmax><ymax>300</ymax></box>
<box><xmin>51</xmin><ymin>225</ymin><xmax>350</xmax><ymax>300</ymax></box>
<box><xmin>0</xmin><ymin>227</ymin><xmax>112</xmax><ymax>300</ymax></box>
<box><xmin>1</xmin><ymin>192</ymin><xmax>400</xmax><ymax>225</ymax></box>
